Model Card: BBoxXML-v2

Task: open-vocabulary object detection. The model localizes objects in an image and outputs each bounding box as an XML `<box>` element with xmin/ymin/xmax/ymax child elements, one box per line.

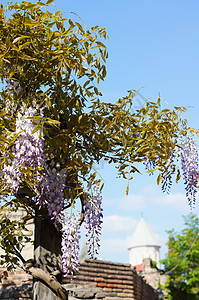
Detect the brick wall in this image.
<box><xmin>0</xmin><ymin>208</ymin><xmax>159</xmax><ymax>299</ymax></box>
<box><xmin>63</xmin><ymin>259</ymin><xmax>159</xmax><ymax>300</ymax></box>
<box><xmin>0</xmin><ymin>269</ymin><xmax>32</xmax><ymax>300</ymax></box>
<box><xmin>0</xmin><ymin>208</ymin><xmax>34</xmax><ymax>299</ymax></box>
<box><xmin>0</xmin><ymin>259</ymin><xmax>159</xmax><ymax>299</ymax></box>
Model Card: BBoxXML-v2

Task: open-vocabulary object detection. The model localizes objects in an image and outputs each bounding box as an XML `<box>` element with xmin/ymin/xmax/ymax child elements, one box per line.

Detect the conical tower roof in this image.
<box><xmin>128</xmin><ymin>217</ymin><xmax>160</xmax><ymax>249</ymax></box>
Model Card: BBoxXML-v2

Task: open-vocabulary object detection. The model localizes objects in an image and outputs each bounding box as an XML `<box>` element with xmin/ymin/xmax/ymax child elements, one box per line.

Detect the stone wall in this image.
<box><xmin>0</xmin><ymin>208</ymin><xmax>34</xmax><ymax>299</ymax></box>
<box><xmin>0</xmin><ymin>259</ymin><xmax>160</xmax><ymax>299</ymax></box>
<box><xmin>0</xmin><ymin>209</ymin><xmax>160</xmax><ymax>299</ymax></box>
<box><xmin>141</xmin><ymin>258</ymin><xmax>167</xmax><ymax>290</ymax></box>
<box><xmin>63</xmin><ymin>259</ymin><xmax>159</xmax><ymax>300</ymax></box>
<box><xmin>0</xmin><ymin>268</ymin><xmax>32</xmax><ymax>300</ymax></box>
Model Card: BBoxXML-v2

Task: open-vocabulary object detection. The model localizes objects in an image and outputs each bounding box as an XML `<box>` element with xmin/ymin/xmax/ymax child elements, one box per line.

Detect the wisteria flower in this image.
<box><xmin>83</xmin><ymin>185</ymin><xmax>103</xmax><ymax>258</ymax></box>
<box><xmin>61</xmin><ymin>212</ymin><xmax>81</xmax><ymax>276</ymax></box>
<box><xmin>1</xmin><ymin>79</ymin><xmax>104</xmax><ymax>277</ymax></box>
<box><xmin>2</xmin><ymin>104</ymin><xmax>44</xmax><ymax>193</ymax></box>
<box><xmin>180</xmin><ymin>134</ymin><xmax>199</xmax><ymax>205</ymax></box>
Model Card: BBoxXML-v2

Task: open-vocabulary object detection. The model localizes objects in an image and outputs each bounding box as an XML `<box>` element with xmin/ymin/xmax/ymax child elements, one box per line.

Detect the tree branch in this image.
<box><xmin>25</xmin><ymin>260</ymin><xmax>68</xmax><ymax>300</ymax></box>
<box><xmin>8</xmin><ymin>240</ymin><xmax>26</xmax><ymax>265</ymax></box>
<box><xmin>9</xmin><ymin>240</ymin><xmax>68</xmax><ymax>300</ymax></box>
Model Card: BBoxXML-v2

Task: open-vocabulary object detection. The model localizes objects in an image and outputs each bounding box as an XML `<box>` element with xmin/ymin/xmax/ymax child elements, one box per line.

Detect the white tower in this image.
<box><xmin>128</xmin><ymin>217</ymin><xmax>160</xmax><ymax>268</ymax></box>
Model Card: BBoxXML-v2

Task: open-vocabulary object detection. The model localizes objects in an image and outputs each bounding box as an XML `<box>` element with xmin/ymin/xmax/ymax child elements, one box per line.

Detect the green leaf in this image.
<box><xmin>96</xmin><ymin>41</ymin><xmax>106</xmax><ymax>48</ymax></box>
<box><xmin>122</xmin><ymin>134</ymin><xmax>126</xmax><ymax>147</ymax></box>
<box><xmin>12</xmin><ymin>36</ymin><xmax>29</xmax><ymax>44</ymax></box>
<box><xmin>147</xmin><ymin>168</ymin><xmax>158</xmax><ymax>173</ymax></box>
<box><xmin>19</xmin><ymin>54</ymin><xmax>36</xmax><ymax>61</ymax></box>
<box><xmin>176</xmin><ymin>167</ymin><xmax>181</xmax><ymax>183</ymax></box>
<box><xmin>103</xmin><ymin>121</ymin><xmax>112</xmax><ymax>131</ymax></box>
<box><xmin>94</xmin><ymin>87</ymin><xmax>99</xmax><ymax>95</ymax></box>
<box><xmin>46</xmin><ymin>118</ymin><xmax>60</xmax><ymax>127</ymax></box>
<box><xmin>99</xmin><ymin>182</ymin><xmax>104</xmax><ymax>193</ymax></box>
<box><xmin>19</xmin><ymin>42</ymin><xmax>31</xmax><ymax>50</ymax></box>
<box><xmin>157</xmin><ymin>173</ymin><xmax>162</xmax><ymax>185</ymax></box>
<box><xmin>0</xmin><ymin>110</ymin><xmax>7</xmax><ymax>117</ymax></box>
<box><xmin>75</xmin><ymin>22</ymin><xmax>84</xmax><ymax>33</ymax></box>
<box><xmin>126</xmin><ymin>183</ymin><xmax>129</xmax><ymax>196</ymax></box>
<box><xmin>31</xmin><ymin>125</ymin><xmax>41</xmax><ymax>135</ymax></box>
<box><xmin>46</xmin><ymin>0</ymin><xmax>54</xmax><ymax>4</ymax></box>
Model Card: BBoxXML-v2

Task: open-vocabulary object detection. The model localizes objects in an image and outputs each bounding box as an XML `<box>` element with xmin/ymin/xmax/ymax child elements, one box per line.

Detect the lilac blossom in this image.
<box><xmin>83</xmin><ymin>185</ymin><xmax>103</xmax><ymax>258</ymax></box>
<box><xmin>180</xmin><ymin>134</ymin><xmax>199</xmax><ymax>205</ymax></box>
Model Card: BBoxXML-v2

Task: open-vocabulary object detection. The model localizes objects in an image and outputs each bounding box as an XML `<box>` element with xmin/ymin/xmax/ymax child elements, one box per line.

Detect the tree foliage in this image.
<box><xmin>0</xmin><ymin>0</ymin><xmax>195</xmax><ymax>281</ymax></box>
<box><xmin>162</xmin><ymin>214</ymin><xmax>199</xmax><ymax>300</ymax></box>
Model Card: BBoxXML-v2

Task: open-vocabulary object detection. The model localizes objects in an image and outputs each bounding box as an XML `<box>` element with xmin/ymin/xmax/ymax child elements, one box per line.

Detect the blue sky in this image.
<box><xmin>2</xmin><ymin>0</ymin><xmax>199</xmax><ymax>265</ymax></box>
<box><xmin>54</xmin><ymin>0</ymin><xmax>199</xmax><ymax>264</ymax></box>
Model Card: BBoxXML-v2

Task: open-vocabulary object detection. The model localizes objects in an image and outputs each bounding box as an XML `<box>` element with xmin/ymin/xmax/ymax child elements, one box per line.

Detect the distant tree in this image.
<box><xmin>0</xmin><ymin>0</ymin><xmax>198</xmax><ymax>299</ymax></box>
<box><xmin>162</xmin><ymin>214</ymin><xmax>199</xmax><ymax>300</ymax></box>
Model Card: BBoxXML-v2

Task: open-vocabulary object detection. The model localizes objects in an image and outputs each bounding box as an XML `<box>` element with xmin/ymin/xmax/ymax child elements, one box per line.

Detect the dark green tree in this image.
<box><xmin>162</xmin><ymin>214</ymin><xmax>199</xmax><ymax>300</ymax></box>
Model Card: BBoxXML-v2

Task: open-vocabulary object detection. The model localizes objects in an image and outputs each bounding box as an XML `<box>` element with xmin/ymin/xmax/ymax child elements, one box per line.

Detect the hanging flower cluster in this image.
<box><xmin>180</xmin><ymin>134</ymin><xmax>199</xmax><ymax>205</ymax></box>
<box><xmin>161</xmin><ymin>149</ymin><xmax>175</xmax><ymax>193</ymax></box>
<box><xmin>36</xmin><ymin>166</ymin><xmax>67</xmax><ymax>225</ymax></box>
<box><xmin>4</xmin><ymin>78</ymin><xmax>22</xmax><ymax>114</ymax></box>
<box><xmin>143</xmin><ymin>156</ymin><xmax>157</xmax><ymax>175</ymax></box>
<box><xmin>83</xmin><ymin>185</ymin><xmax>103</xmax><ymax>258</ymax></box>
<box><xmin>61</xmin><ymin>212</ymin><xmax>81</xmax><ymax>276</ymax></box>
<box><xmin>6</xmin><ymin>79</ymin><xmax>22</xmax><ymax>96</ymax></box>
<box><xmin>2</xmin><ymin>104</ymin><xmax>44</xmax><ymax>193</ymax></box>
<box><xmin>143</xmin><ymin>134</ymin><xmax>199</xmax><ymax>203</ymax></box>
<box><xmin>2</xmin><ymin>79</ymin><xmax>103</xmax><ymax>276</ymax></box>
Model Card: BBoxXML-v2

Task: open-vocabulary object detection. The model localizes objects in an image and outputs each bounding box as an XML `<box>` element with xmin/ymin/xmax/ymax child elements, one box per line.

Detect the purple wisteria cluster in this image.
<box><xmin>6</xmin><ymin>79</ymin><xmax>22</xmax><ymax>96</ymax></box>
<box><xmin>143</xmin><ymin>156</ymin><xmax>157</xmax><ymax>175</ymax></box>
<box><xmin>36</xmin><ymin>166</ymin><xmax>67</xmax><ymax>225</ymax></box>
<box><xmin>161</xmin><ymin>149</ymin><xmax>175</xmax><ymax>193</ymax></box>
<box><xmin>83</xmin><ymin>185</ymin><xmax>103</xmax><ymax>258</ymax></box>
<box><xmin>5</xmin><ymin>78</ymin><xmax>22</xmax><ymax>114</ymax></box>
<box><xmin>2</xmin><ymin>79</ymin><xmax>103</xmax><ymax>276</ymax></box>
<box><xmin>180</xmin><ymin>134</ymin><xmax>199</xmax><ymax>205</ymax></box>
<box><xmin>60</xmin><ymin>183</ymin><xmax>103</xmax><ymax>276</ymax></box>
<box><xmin>2</xmin><ymin>104</ymin><xmax>44</xmax><ymax>193</ymax></box>
<box><xmin>61</xmin><ymin>212</ymin><xmax>81</xmax><ymax>276</ymax></box>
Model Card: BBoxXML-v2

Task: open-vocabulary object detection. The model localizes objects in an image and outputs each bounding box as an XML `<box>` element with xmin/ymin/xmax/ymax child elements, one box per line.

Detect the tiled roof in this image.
<box><xmin>63</xmin><ymin>259</ymin><xmax>159</xmax><ymax>300</ymax></box>
<box><xmin>135</xmin><ymin>264</ymin><xmax>143</xmax><ymax>272</ymax></box>
<box><xmin>0</xmin><ymin>259</ymin><xmax>159</xmax><ymax>299</ymax></box>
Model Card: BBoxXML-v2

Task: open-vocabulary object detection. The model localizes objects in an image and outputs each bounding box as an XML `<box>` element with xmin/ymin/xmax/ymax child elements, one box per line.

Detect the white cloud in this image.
<box><xmin>126</xmin><ymin>235</ymin><xmax>133</xmax><ymax>249</ymax></box>
<box><xmin>152</xmin><ymin>192</ymin><xmax>186</xmax><ymax>204</ymax></box>
<box><xmin>100</xmin><ymin>215</ymin><xmax>139</xmax><ymax>262</ymax></box>
<box><xmin>98</xmin><ymin>184</ymin><xmax>195</xmax><ymax>263</ymax></box>
<box><xmin>146</xmin><ymin>189</ymin><xmax>190</xmax><ymax>212</ymax></box>
<box><xmin>118</xmin><ymin>185</ymin><xmax>190</xmax><ymax>212</ymax></box>
<box><xmin>102</xmin><ymin>215</ymin><xmax>137</xmax><ymax>235</ymax></box>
